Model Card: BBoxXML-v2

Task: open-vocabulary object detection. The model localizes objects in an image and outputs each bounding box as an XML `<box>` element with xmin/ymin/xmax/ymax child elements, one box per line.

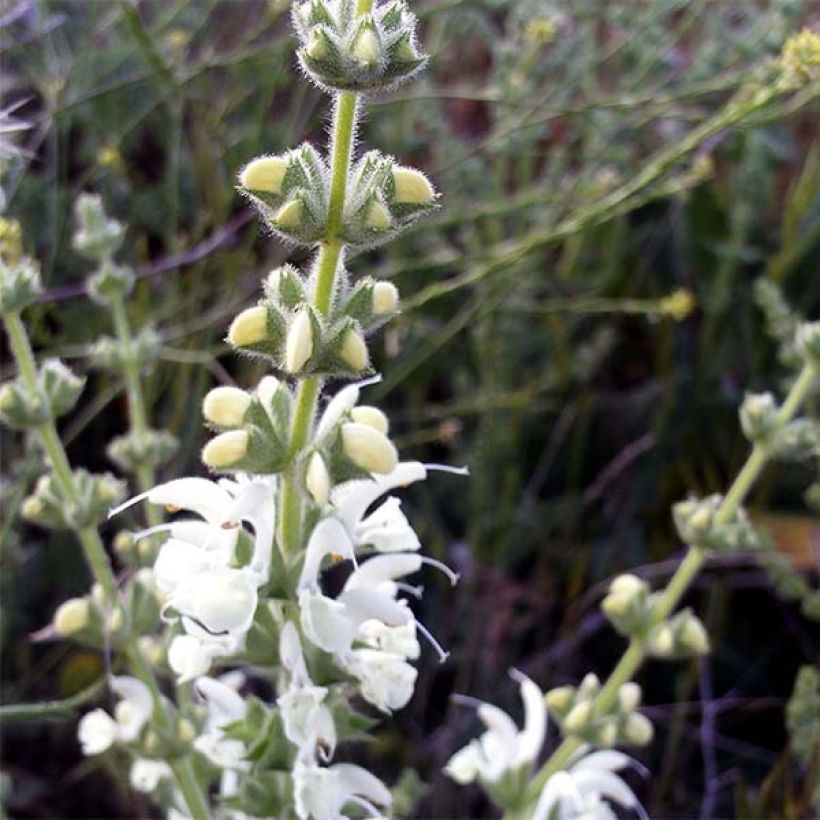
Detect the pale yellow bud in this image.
<box><xmin>352</xmin><ymin>28</ymin><xmax>380</xmax><ymax>65</ymax></box>
<box><xmin>364</xmin><ymin>200</ymin><xmax>391</xmax><ymax>230</ymax></box>
<box><xmin>689</xmin><ymin>507</ymin><xmax>713</xmax><ymax>534</ymax></box>
<box><xmin>274</xmin><ymin>199</ymin><xmax>303</xmax><ymax>229</ymax></box>
<box><xmin>108</xmin><ymin>607</ymin><xmax>124</xmax><ymax>633</ymax></box>
<box><xmin>0</xmin><ymin>385</ymin><xmax>14</xmax><ymax>411</ymax></box>
<box><xmin>602</xmin><ymin>591</ymin><xmax>632</xmax><ymax>619</ymax></box>
<box><xmin>306</xmin><ymin>32</ymin><xmax>329</xmax><ymax>60</ymax></box>
<box><xmin>564</xmin><ymin>700</ymin><xmax>592</xmax><ymax>734</ymax></box>
<box><xmin>113</xmin><ymin>530</ymin><xmax>134</xmax><ymax>553</ymax></box>
<box><xmin>202</xmin><ymin>386</ymin><xmax>251</xmax><ymax>428</ymax></box>
<box><xmin>623</xmin><ymin>713</ymin><xmax>654</xmax><ymax>746</ymax></box>
<box><xmin>351</xmin><ymin>405</ymin><xmax>389</xmax><ymax>435</ymax></box>
<box><xmin>54</xmin><ymin>598</ymin><xmax>90</xmax><ymax>636</ymax></box>
<box><xmin>372</xmin><ymin>281</ymin><xmax>399</xmax><ymax>315</ymax></box>
<box><xmin>137</xmin><ymin>636</ymin><xmax>165</xmax><ymax>666</ymax></box>
<box><xmin>285</xmin><ymin>310</ymin><xmax>314</xmax><ymax>372</ymax></box>
<box><xmin>610</xmin><ymin>573</ymin><xmax>645</xmax><ymax>597</ymax></box>
<box><xmin>178</xmin><ymin>718</ymin><xmax>197</xmax><ymax>743</ymax></box>
<box><xmin>392</xmin><ymin>166</ymin><xmax>436</xmax><ymax>205</ymax></box>
<box><xmin>21</xmin><ymin>496</ymin><xmax>44</xmax><ymax>519</ymax></box>
<box><xmin>617</xmin><ymin>682</ymin><xmax>642</xmax><ymax>713</ymax></box>
<box><xmin>256</xmin><ymin>375</ymin><xmax>281</xmax><ymax>407</ymax></box>
<box><xmin>596</xmin><ymin>720</ymin><xmax>618</xmax><ymax>748</ymax></box>
<box><xmin>202</xmin><ymin>430</ymin><xmax>249</xmax><ymax>469</ymax></box>
<box><xmin>339</xmin><ymin>328</ymin><xmax>368</xmax><ymax>372</ymax></box>
<box><xmin>306</xmin><ymin>452</ymin><xmax>330</xmax><ymax>505</ymax></box>
<box><xmin>239</xmin><ymin>155</ymin><xmax>288</xmax><ymax>193</ymax></box>
<box><xmin>651</xmin><ymin>625</ymin><xmax>674</xmax><ymax>656</ymax></box>
<box><xmin>341</xmin><ymin>422</ymin><xmax>398</xmax><ymax>474</ymax></box>
<box><xmin>228</xmin><ymin>305</ymin><xmax>269</xmax><ymax>348</ymax></box>
<box><xmin>680</xmin><ymin>616</ymin><xmax>710</xmax><ymax>654</ymax></box>
<box><xmin>137</xmin><ymin>538</ymin><xmax>155</xmax><ymax>560</ymax></box>
<box><xmin>544</xmin><ymin>686</ymin><xmax>574</xmax><ymax>714</ymax></box>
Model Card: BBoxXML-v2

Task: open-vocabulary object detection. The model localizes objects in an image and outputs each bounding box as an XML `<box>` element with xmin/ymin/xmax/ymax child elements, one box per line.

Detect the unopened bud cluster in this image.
<box><xmin>226</xmin><ymin>263</ymin><xmax>399</xmax><ymax>378</ymax></box>
<box><xmin>0</xmin><ymin>358</ymin><xmax>84</xmax><ymax>429</ymax></box>
<box><xmin>107</xmin><ymin>429</ymin><xmax>179</xmax><ymax>473</ymax></box>
<box><xmin>0</xmin><ymin>253</ymin><xmax>41</xmax><ymax>315</ymax></box>
<box><xmin>72</xmin><ymin>193</ymin><xmax>125</xmax><ymax>261</ymax></box>
<box><xmin>293</xmin><ymin>0</ymin><xmax>426</xmax><ymax>92</ymax></box>
<box><xmin>602</xmin><ymin>574</ymin><xmax>709</xmax><ymax>658</ymax></box>
<box><xmin>239</xmin><ymin>148</ymin><xmax>437</xmax><ymax>249</ymax></box>
<box><xmin>545</xmin><ymin>674</ymin><xmax>653</xmax><ymax>748</ymax></box>
<box><xmin>22</xmin><ymin>469</ymin><xmax>126</xmax><ymax>530</ymax></box>
<box><xmin>673</xmin><ymin>495</ymin><xmax>761</xmax><ymax>553</ymax></box>
<box><xmin>795</xmin><ymin>321</ymin><xmax>820</xmax><ymax>369</ymax></box>
<box><xmin>91</xmin><ymin>327</ymin><xmax>162</xmax><ymax>372</ymax></box>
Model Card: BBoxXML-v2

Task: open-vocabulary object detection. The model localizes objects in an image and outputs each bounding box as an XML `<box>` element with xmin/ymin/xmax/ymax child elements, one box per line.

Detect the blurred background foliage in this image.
<box><xmin>1</xmin><ymin>0</ymin><xmax>819</xmax><ymax>816</ymax></box>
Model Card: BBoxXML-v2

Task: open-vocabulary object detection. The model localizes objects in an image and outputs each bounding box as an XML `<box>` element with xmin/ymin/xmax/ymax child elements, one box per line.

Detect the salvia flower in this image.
<box><xmin>78</xmin><ymin>676</ymin><xmax>153</xmax><ymax>756</ymax></box>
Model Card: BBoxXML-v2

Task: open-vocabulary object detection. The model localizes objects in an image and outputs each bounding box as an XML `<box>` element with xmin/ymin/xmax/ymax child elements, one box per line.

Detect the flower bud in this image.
<box><xmin>256</xmin><ymin>375</ymin><xmax>281</xmax><ymax>407</ymax></box>
<box><xmin>578</xmin><ymin>673</ymin><xmax>601</xmax><ymax>699</ymax></box>
<box><xmin>108</xmin><ymin>607</ymin><xmax>125</xmax><ymax>633</ymax></box>
<box><xmin>228</xmin><ymin>305</ymin><xmax>269</xmax><ymax>348</ymax></box>
<box><xmin>285</xmin><ymin>309</ymin><xmax>314</xmax><ymax>372</ymax></box>
<box><xmin>623</xmin><ymin>713</ymin><xmax>654</xmax><ymax>746</ymax></box>
<box><xmin>53</xmin><ymin>597</ymin><xmax>90</xmax><ymax>636</ymax></box>
<box><xmin>364</xmin><ymin>200</ymin><xmax>392</xmax><ymax>231</ymax></box>
<box><xmin>137</xmin><ymin>636</ymin><xmax>165</xmax><ymax>666</ymax></box>
<box><xmin>650</xmin><ymin>624</ymin><xmax>674</xmax><ymax>656</ymax></box>
<box><xmin>595</xmin><ymin>719</ymin><xmax>618</xmax><ymax>748</ymax></box>
<box><xmin>610</xmin><ymin>573</ymin><xmax>645</xmax><ymax>597</ymax></box>
<box><xmin>306</xmin><ymin>451</ymin><xmax>330</xmax><ymax>505</ymax></box>
<box><xmin>351</xmin><ymin>26</ymin><xmax>380</xmax><ymax>66</ymax></box>
<box><xmin>239</xmin><ymin>155</ymin><xmax>288</xmax><ymax>193</ymax></box>
<box><xmin>617</xmin><ymin>682</ymin><xmax>642</xmax><ymax>713</ymax></box>
<box><xmin>113</xmin><ymin>531</ymin><xmax>134</xmax><ymax>554</ymax></box>
<box><xmin>274</xmin><ymin>199</ymin><xmax>304</xmax><ymax>229</ymax></box>
<box><xmin>679</xmin><ymin>613</ymin><xmax>710</xmax><ymax>654</ymax></box>
<box><xmin>351</xmin><ymin>405</ymin><xmax>389</xmax><ymax>435</ymax></box>
<box><xmin>372</xmin><ymin>281</ymin><xmax>399</xmax><ymax>315</ymax></box>
<box><xmin>392</xmin><ymin>166</ymin><xmax>436</xmax><ymax>205</ymax></box>
<box><xmin>339</xmin><ymin>328</ymin><xmax>368</xmax><ymax>372</ymax></box>
<box><xmin>739</xmin><ymin>392</ymin><xmax>778</xmax><ymax>443</ymax></box>
<box><xmin>202</xmin><ymin>386</ymin><xmax>251</xmax><ymax>428</ymax></box>
<box><xmin>306</xmin><ymin>31</ymin><xmax>329</xmax><ymax>60</ymax></box>
<box><xmin>564</xmin><ymin>700</ymin><xmax>592</xmax><ymax>734</ymax></box>
<box><xmin>544</xmin><ymin>686</ymin><xmax>574</xmax><ymax>715</ymax></box>
<box><xmin>202</xmin><ymin>430</ymin><xmax>249</xmax><ymax>469</ymax></box>
<box><xmin>341</xmin><ymin>422</ymin><xmax>398</xmax><ymax>474</ymax></box>
<box><xmin>178</xmin><ymin>718</ymin><xmax>197</xmax><ymax>743</ymax></box>
<box><xmin>795</xmin><ymin>321</ymin><xmax>820</xmax><ymax>366</ymax></box>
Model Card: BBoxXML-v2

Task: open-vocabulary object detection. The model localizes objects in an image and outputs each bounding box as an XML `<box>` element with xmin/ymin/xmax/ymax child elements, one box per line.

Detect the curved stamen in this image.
<box><xmin>424</xmin><ymin>463</ymin><xmax>470</xmax><ymax>476</ymax></box>
<box><xmin>419</xmin><ymin>555</ymin><xmax>460</xmax><ymax>586</ymax></box>
<box><xmin>415</xmin><ymin>618</ymin><xmax>449</xmax><ymax>663</ymax></box>
<box><xmin>131</xmin><ymin>523</ymin><xmax>174</xmax><ymax>541</ymax></box>
<box><xmin>108</xmin><ymin>489</ymin><xmax>151</xmax><ymax>518</ymax></box>
<box><xmin>395</xmin><ymin>582</ymin><xmax>424</xmax><ymax>599</ymax></box>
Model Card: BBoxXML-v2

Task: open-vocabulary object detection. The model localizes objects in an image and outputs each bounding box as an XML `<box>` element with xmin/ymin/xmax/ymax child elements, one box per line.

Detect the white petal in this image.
<box><xmin>315</xmin><ymin>383</ymin><xmax>360</xmax><ymax>442</ymax></box>
<box><xmin>344</xmin><ymin>553</ymin><xmax>422</xmax><ymax>590</ymax></box>
<box><xmin>153</xmin><ymin>538</ymin><xmax>223</xmax><ymax>596</ymax></box>
<box><xmin>532</xmin><ymin>772</ymin><xmax>585</xmax><ymax>820</ymax></box>
<box><xmin>571</xmin><ymin>769</ymin><xmax>638</xmax><ymax>809</ymax></box>
<box><xmin>78</xmin><ymin>709</ymin><xmax>118</xmax><ymax>755</ymax></box>
<box><xmin>357</xmin><ymin>497</ymin><xmax>421</xmax><ymax>552</ymax></box>
<box><xmin>168</xmin><ymin>634</ymin><xmax>220</xmax><ymax>682</ymax></box>
<box><xmin>298</xmin><ymin>517</ymin><xmax>355</xmax><ymax>591</ymax></box>
<box><xmin>147</xmin><ymin>477</ymin><xmax>234</xmax><ymax>521</ymax></box>
<box><xmin>346</xmin><ymin>649</ymin><xmax>417</xmax><ymax>712</ymax></box>
<box><xmin>332</xmin><ymin>762</ymin><xmax>392</xmax><ymax>812</ymax></box>
<box><xmin>173</xmin><ymin>568</ymin><xmax>258</xmax><ymax>634</ymax></box>
<box><xmin>571</xmin><ymin>750</ymin><xmax>633</xmax><ymax>774</ymax></box>
<box><xmin>299</xmin><ymin>590</ymin><xmax>358</xmax><ymax>655</ymax></box>
<box><xmin>225</xmin><ymin>479</ymin><xmax>276</xmax><ymax>576</ymax></box>
<box><xmin>331</xmin><ymin>462</ymin><xmax>427</xmax><ymax>536</ymax></box>
<box><xmin>337</xmin><ymin>586</ymin><xmax>411</xmax><ymax>628</ymax></box>
<box><xmin>196</xmin><ymin>676</ymin><xmax>248</xmax><ymax>727</ymax></box>
<box><xmin>358</xmin><ymin>619</ymin><xmax>420</xmax><ymax>660</ymax></box>
<box><xmin>130</xmin><ymin>759</ymin><xmax>172</xmax><ymax>793</ymax></box>
<box><xmin>512</xmin><ymin>672</ymin><xmax>547</xmax><ymax>767</ymax></box>
<box><xmin>280</xmin><ymin>620</ymin><xmax>310</xmax><ymax>685</ymax></box>
<box><xmin>444</xmin><ymin>741</ymin><xmax>483</xmax><ymax>785</ymax></box>
<box><xmin>111</xmin><ymin>676</ymin><xmax>153</xmax><ymax>741</ymax></box>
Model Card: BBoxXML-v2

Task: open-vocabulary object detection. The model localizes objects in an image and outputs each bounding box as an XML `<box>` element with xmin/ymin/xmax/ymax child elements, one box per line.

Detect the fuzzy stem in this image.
<box><xmin>277</xmin><ymin>6</ymin><xmax>371</xmax><ymax>554</ymax></box>
<box><xmin>3</xmin><ymin>310</ymin><xmax>210</xmax><ymax>819</ymax></box>
<box><xmin>522</xmin><ymin>361</ymin><xmax>817</xmax><ymax>806</ymax></box>
<box><xmin>110</xmin><ymin>293</ymin><xmax>160</xmax><ymax>526</ymax></box>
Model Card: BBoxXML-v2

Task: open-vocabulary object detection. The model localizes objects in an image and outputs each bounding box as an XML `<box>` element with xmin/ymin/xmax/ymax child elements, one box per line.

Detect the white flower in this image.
<box><xmin>445</xmin><ymin>671</ymin><xmax>547</xmax><ymax>785</ymax></box>
<box><xmin>345</xmin><ymin>648</ymin><xmax>418</xmax><ymax>712</ymax></box>
<box><xmin>293</xmin><ymin>761</ymin><xmax>392</xmax><ymax>820</ymax></box>
<box><xmin>168</xmin><ymin>634</ymin><xmax>231</xmax><ymax>683</ymax></box>
<box><xmin>193</xmin><ymin>677</ymin><xmax>249</xmax><ymax>772</ymax></box>
<box><xmin>130</xmin><ymin>758</ymin><xmax>172</xmax><ymax>793</ymax></box>
<box><xmin>278</xmin><ymin>622</ymin><xmax>337</xmax><ymax>762</ymax></box>
<box><xmin>358</xmin><ymin>619</ymin><xmax>420</xmax><ymax>660</ymax></box>
<box><xmin>532</xmin><ymin>750</ymin><xmax>647</xmax><ymax>820</ymax></box>
<box><xmin>77</xmin><ymin>676</ymin><xmax>153</xmax><ymax>756</ymax></box>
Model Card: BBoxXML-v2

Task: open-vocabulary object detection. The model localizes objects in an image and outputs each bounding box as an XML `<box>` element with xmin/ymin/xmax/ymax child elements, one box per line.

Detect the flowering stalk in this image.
<box><xmin>523</xmin><ymin>358</ymin><xmax>818</xmax><ymax>808</ymax></box>
<box><xmin>1</xmin><ymin>305</ymin><xmax>209</xmax><ymax>819</ymax></box>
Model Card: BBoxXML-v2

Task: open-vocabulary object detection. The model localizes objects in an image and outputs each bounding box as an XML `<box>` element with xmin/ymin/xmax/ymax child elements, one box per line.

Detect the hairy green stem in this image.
<box><xmin>3</xmin><ymin>311</ymin><xmax>210</xmax><ymax>819</ymax></box>
<box><xmin>110</xmin><ymin>293</ymin><xmax>160</xmax><ymax>525</ymax></box>
<box><xmin>523</xmin><ymin>361</ymin><xmax>817</xmax><ymax>805</ymax></box>
<box><xmin>277</xmin><ymin>11</ymin><xmax>370</xmax><ymax>554</ymax></box>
